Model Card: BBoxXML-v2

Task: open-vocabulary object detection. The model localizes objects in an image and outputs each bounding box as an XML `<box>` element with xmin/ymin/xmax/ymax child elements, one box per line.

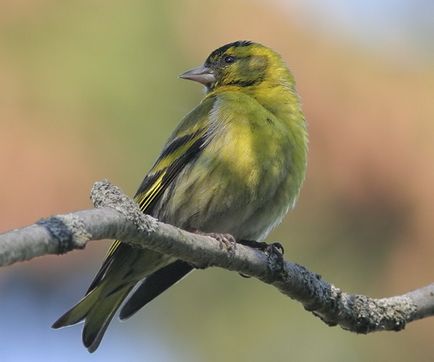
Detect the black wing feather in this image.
<box><xmin>119</xmin><ymin>261</ymin><xmax>193</xmax><ymax>320</ymax></box>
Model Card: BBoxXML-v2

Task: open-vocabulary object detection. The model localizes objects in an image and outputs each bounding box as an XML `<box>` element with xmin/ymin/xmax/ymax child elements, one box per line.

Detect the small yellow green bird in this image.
<box><xmin>52</xmin><ymin>40</ymin><xmax>308</xmax><ymax>352</ymax></box>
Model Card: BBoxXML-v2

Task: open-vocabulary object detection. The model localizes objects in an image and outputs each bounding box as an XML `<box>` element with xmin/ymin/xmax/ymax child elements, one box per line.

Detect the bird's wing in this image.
<box><xmin>85</xmin><ymin>96</ymin><xmax>216</xmax><ymax>294</ymax></box>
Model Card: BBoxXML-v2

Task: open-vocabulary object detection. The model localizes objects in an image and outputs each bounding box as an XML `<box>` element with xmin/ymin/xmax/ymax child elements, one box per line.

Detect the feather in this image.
<box><xmin>119</xmin><ymin>260</ymin><xmax>193</xmax><ymax>320</ymax></box>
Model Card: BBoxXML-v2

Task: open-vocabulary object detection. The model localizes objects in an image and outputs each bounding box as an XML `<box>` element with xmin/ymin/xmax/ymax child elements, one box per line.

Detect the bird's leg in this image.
<box><xmin>194</xmin><ymin>231</ymin><xmax>237</xmax><ymax>254</ymax></box>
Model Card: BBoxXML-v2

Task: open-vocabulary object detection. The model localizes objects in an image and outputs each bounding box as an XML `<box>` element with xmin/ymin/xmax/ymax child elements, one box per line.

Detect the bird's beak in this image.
<box><xmin>179</xmin><ymin>65</ymin><xmax>216</xmax><ymax>86</ymax></box>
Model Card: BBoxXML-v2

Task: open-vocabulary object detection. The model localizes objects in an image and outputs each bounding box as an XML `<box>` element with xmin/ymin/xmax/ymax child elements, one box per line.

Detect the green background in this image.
<box><xmin>0</xmin><ymin>1</ymin><xmax>433</xmax><ymax>361</ymax></box>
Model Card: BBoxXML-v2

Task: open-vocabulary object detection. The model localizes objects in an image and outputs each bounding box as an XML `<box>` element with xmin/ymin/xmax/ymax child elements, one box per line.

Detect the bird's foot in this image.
<box><xmin>195</xmin><ymin>231</ymin><xmax>237</xmax><ymax>254</ymax></box>
<box><xmin>238</xmin><ymin>240</ymin><xmax>284</xmax><ymax>255</ymax></box>
<box><xmin>238</xmin><ymin>240</ymin><xmax>284</xmax><ymax>274</ymax></box>
<box><xmin>264</xmin><ymin>242</ymin><xmax>285</xmax><ymax>272</ymax></box>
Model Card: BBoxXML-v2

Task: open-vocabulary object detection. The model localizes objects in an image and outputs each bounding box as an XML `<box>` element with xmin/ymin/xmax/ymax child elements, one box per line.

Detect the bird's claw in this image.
<box><xmin>264</xmin><ymin>242</ymin><xmax>285</xmax><ymax>273</ymax></box>
<box><xmin>266</xmin><ymin>242</ymin><xmax>284</xmax><ymax>256</ymax></box>
<box><xmin>196</xmin><ymin>231</ymin><xmax>237</xmax><ymax>254</ymax></box>
<box><xmin>213</xmin><ymin>233</ymin><xmax>237</xmax><ymax>254</ymax></box>
<box><xmin>237</xmin><ymin>240</ymin><xmax>284</xmax><ymax>273</ymax></box>
<box><xmin>237</xmin><ymin>240</ymin><xmax>285</xmax><ymax>255</ymax></box>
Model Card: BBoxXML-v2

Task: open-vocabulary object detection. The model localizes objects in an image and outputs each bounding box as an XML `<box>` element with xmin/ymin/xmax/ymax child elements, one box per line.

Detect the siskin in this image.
<box><xmin>52</xmin><ymin>40</ymin><xmax>308</xmax><ymax>352</ymax></box>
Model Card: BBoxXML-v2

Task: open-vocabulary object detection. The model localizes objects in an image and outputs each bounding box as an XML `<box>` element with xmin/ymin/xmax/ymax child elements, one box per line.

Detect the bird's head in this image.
<box><xmin>180</xmin><ymin>41</ymin><xmax>292</xmax><ymax>92</ymax></box>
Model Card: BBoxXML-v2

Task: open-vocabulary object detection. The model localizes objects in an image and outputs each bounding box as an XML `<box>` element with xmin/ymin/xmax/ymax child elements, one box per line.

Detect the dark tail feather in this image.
<box><xmin>52</xmin><ymin>282</ymin><xmax>134</xmax><ymax>353</ymax></box>
<box><xmin>52</xmin><ymin>288</ymin><xmax>101</xmax><ymax>329</ymax></box>
<box><xmin>82</xmin><ymin>284</ymin><xmax>134</xmax><ymax>353</ymax></box>
<box><xmin>119</xmin><ymin>260</ymin><xmax>193</xmax><ymax>320</ymax></box>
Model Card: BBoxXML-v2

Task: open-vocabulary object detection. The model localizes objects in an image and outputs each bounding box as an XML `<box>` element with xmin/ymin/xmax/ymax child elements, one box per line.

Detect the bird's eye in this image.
<box><xmin>224</xmin><ymin>55</ymin><xmax>236</xmax><ymax>64</ymax></box>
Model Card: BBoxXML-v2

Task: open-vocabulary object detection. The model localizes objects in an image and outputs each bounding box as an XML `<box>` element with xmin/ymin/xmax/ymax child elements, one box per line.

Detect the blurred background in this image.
<box><xmin>0</xmin><ymin>0</ymin><xmax>433</xmax><ymax>361</ymax></box>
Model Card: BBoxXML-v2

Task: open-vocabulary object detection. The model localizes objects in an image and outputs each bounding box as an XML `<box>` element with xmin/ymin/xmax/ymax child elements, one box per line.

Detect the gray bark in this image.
<box><xmin>0</xmin><ymin>180</ymin><xmax>432</xmax><ymax>333</ymax></box>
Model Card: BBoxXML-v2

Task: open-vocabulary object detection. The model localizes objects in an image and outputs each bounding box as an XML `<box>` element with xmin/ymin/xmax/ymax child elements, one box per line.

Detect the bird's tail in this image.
<box><xmin>52</xmin><ymin>282</ymin><xmax>134</xmax><ymax>353</ymax></box>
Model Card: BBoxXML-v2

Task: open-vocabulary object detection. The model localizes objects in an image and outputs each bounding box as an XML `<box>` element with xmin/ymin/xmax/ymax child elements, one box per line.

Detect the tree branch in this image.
<box><xmin>0</xmin><ymin>180</ymin><xmax>433</xmax><ymax>333</ymax></box>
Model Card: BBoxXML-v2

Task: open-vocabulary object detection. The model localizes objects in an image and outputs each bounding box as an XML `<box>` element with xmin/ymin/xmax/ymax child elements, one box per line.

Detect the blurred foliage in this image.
<box><xmin>0</xmin><ymin>0</ymin><xmax>433</xmax><ymax>361</ymax></box>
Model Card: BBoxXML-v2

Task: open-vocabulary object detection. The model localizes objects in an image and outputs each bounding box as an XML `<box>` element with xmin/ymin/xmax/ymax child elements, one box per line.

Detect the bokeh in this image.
<box><xmin>1</xmin><ymin>1</ymin><xmax>433</xmax><ymax>361</ymax></box>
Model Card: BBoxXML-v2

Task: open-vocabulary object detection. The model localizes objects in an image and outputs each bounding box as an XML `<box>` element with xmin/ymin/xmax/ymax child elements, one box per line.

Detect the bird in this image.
<box><xmin>52</xmin><ymin>40</ymin><xmax>308</xmax><ymax>352</ymax></box>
